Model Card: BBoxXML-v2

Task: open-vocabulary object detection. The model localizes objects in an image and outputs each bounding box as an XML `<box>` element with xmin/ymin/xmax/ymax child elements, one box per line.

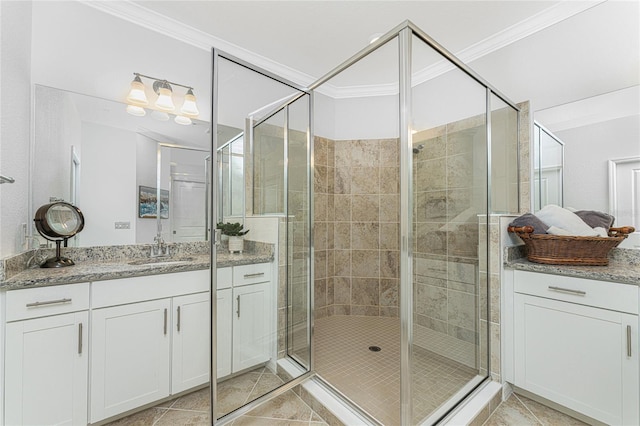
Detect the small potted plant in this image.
<box><xmin>216</xmin><ymin>222</ymin><xmax>249</xmax><ymax>253</ymax></box>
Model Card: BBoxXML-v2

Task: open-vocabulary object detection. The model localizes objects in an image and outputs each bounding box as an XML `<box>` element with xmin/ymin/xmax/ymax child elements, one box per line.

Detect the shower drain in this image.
<box><xmin>368</xmin><ymin>346</ymin><xmax>382</xmax><ymax>352</ymax></box>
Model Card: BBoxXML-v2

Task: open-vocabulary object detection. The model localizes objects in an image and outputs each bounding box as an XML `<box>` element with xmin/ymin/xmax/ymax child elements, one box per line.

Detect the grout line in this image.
<box><xmin>151</xmin><ymin>407</ymin><xmax>170</xmax><ymax>426</ymax></box>
<box><xmin>243</xmin><ymin>368</ymin><xmax>265</xmax><ymax>405</ymax></box>
<box><xmin>513</xmin><ymin>393</ymin><xmax>544</xmax><ymax>425</ymax></box>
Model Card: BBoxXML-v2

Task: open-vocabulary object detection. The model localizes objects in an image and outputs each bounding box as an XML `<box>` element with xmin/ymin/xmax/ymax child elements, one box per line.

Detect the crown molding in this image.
<box><xmin>81</xmin><ymin>0</ymin><xmax>605</xmax><ymax>99</ymax></box>
<box><xmin>335</xmin><ymin>0</ymin><xmax>606</xmax><ymax>98</ymax></box>
<box><xmin>79</xmin><ymin>0</ymin><xmax>317</xmax><ymax>88</ymax></box>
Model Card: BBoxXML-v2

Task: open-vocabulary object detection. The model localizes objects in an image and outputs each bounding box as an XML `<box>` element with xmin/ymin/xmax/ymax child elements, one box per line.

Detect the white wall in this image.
<box><xmin>556</xmin><ymin>115</ymin><xmax>640</xmax><ymax>213</ymax></box>
<box><xmin>32</xmin><ymin>86</ymin><xmax>82</xmax><ymax>210</ymax></box>
<box><xmin>30</xmin><ymin>1</ymin><xmax>211</xmax><ymax>120</ymax></box>
<box><xmin>0</xmin><ymin>1</ymin><xmax>32</xmax><ymax>258</ymax></box>
<box><xmin>79</xmin><ymin>123</ymin><xmax>137</xmax><ymax>246</ymax></box>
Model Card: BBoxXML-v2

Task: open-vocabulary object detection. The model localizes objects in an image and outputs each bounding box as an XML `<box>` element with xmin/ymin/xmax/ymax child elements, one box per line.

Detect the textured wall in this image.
<box><xmin>314</xmin><ymin>136</ymin><xmax>400</xmax><ymax>318</ymax></box>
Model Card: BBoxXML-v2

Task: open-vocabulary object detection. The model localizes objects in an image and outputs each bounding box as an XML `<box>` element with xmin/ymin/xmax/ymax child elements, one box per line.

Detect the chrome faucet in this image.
<box><xmin>151</xmin><ymin>235</ymin><xmax>169</xmax><ymax>257</ymax></box>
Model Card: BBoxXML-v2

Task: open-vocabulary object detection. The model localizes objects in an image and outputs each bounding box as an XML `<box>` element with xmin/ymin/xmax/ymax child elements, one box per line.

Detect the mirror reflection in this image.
<box><xmin>32</xmin><ymin>84</ymin><xmax>216</xmax><ymax>247</ymax></box>
<box><xmin>533</xmin><ymin>122</ymin><xmax>564</xmax><ymax>211</ymax></box>
<box><xmin>217</xmin><ymin>133</ymin><xmax>244</xmax><ymax>222</ymax></box>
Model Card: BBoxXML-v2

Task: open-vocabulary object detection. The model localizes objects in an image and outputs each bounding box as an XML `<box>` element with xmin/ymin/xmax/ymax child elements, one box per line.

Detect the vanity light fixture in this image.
<box><xmin>180</xmin><ymin>88</ymin><xmax>199</xmax><ymax>117</ymax></box>
<box><xmin>125</xmin><ymin>72</ymin><xmax>199</xmax><ymax>121</ymax></box>
<box><xmin>126</xmin><ymin>74</ymin><xmax>148</xmax><ymax>105</ymax></box>
<box><xmin>126</xmin><ymin>104</ymin><xmax>146</xmax><ymax>117</ymax></box>
<box><xmin>153</xmin><ymin>80</ymin><xmax>175</xmax><ymax>111</ymax></box>
<box><xmin>174</xmin><ymin>115</ymin><xmax>192</xmax><ymax>126</ymax></box>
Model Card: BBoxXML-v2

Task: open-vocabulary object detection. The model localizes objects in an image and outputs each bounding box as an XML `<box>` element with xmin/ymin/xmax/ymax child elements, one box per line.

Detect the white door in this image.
<box><xmin>172</xmin><ymin>292</ymin><xmax>210</xmax><ymax>393</ymax></box>
<box><xmin>5</xmin><ymin>312</ymin><xmax>88</xmax><ymax>426</ymax></box>
<box><xmin>217</xmin><ymin>288</ymin><xmax>233</xmax><ymax>378</ymax></box>
<box><xmin>515</xmin><ymin>293</ymin><xmax>639</xmax><ymax>425</ymax></box>
<box><xmin>171</xmin><ymin>179</ymin><xmax>206</xmax><ymax>242</ymax></box>
<box><xmin>90</xmin><ymin>299</ymin><xmax>171</xmax><ymax>423</ymax></box>
<box><xmin>233</xmin><ymin>282</ymin><xmax>269</xmax><ymax>372</ymax></box>
<box><xmin>609</xmin><ymin>157</ymin><xmax>640</xmax><ymax>248</ymax></box>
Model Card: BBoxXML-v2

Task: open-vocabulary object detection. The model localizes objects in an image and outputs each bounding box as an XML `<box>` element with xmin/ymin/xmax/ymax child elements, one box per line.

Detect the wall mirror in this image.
<box><xmin>534</xmin><ymin>86</ymin><xmax>640</xmax><ymax>248</ymax></box>
<box><xmin>217</xmin><ymin>133</ymin><xmax>244</xmax><ymax>223</ymax></box>
<box><xmin>32</xmin><ymin>84</ymin><xmax>239</xmax><ymax>247</ymax></box>
<box><xmin>533</xmin><ymin>121</ymin><xmax>564</xmax><ymax>212</ymax></box>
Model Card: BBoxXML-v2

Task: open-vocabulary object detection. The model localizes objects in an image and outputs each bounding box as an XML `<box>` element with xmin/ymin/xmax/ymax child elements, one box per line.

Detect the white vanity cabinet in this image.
<box><xmin>172</xmin><ymin>291</ymin><xmax>210</xmax><ymax>394</ymax></box>
<box><xmin>216</xmin><ymin>263</ymin><xmax>271</xmax><ymax>380</ymax></box>
<box><xmin>512</xmin><ymin>270</ymin><xmax>639</xmax><ymax>425</ymax></box>
<box><xmin>90</xmin><ymin>270</ymin><xmax>209</xmax><ymax>423</ymax></box>
<box><xmin>4</xmin><ymin>283</ymin><xmax>90</xmax><ymax>426</ymax></box>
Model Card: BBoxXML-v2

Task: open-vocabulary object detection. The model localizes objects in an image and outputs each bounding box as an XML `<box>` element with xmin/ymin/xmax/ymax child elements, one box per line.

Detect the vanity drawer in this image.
<box><xmin>92</xmin><ymin>270</ymin><xmax>208</xmax><ymax>308</ymax></box>
<box><xmin>514</xmin><ymin>270</ymin><xmax>638</xmax><ymax>314</ymax></box>
<box><xmin>6</xmin><ymin>282</ymin><xmax>90</xmax><ymax>322</ymax></box>
<box><xmin>217</xmin><ymin>267</ymin><xmax>232</xmax><ymax>290</ymax></box>
<box><xmin>233</xmin><ymin>263</ymin><xmax>271</xmax><ymax>287</ymax></box>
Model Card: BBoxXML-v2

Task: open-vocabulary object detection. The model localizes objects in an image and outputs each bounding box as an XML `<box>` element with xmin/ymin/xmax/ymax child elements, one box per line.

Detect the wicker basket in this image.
<box><xmin>507</xmin><ymin>225</ymin><xmax>635</xmax><ymax>266</ymax></box>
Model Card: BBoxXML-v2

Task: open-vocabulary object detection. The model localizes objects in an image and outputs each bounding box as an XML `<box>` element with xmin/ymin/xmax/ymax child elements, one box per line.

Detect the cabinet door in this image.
<box><xmin>217</xmin><ymin>288</ymin><xmax>233</xmax><ymax>378</ymax></box>
<box><xmin>233</xmin><ymin>282</ymin><xmax>269</xmax><ymax>372</ymax></box>
<box><xmin>515</xmin><ymin>293</ymin><xmax>639</xmax><ymax>425</ymax></box>
<box><xmin>5</xmin><ymin>311</ymin><xmax>88</xmax><ymax>426</ymax></box>
<box><xmin>172</xmin><ymin>292</ymin><xmax>210</xmax><ymax>393</ymax></box>
<box><xmin>90</xmin><ymin>299</ymin><xmax>171</xmax><ymax>423</ymax></box>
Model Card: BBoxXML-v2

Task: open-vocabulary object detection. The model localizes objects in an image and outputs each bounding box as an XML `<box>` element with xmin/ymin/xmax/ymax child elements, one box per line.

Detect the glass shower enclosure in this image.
<box><xmin>211</xmin><ymin>20</ymin><xmax>519</xmax><ymax>425</ymax></box>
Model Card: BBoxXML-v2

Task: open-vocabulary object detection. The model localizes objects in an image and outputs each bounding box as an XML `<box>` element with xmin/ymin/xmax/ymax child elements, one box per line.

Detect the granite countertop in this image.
<box><xmin>0</xmin><ymin>241</ymin><xmax>274</xmax><ymax>290</ymax></box>
<box><xmin>505</xmin><ymin>247</ymin><xmax>640</xmax><ymax>286</ymax></box>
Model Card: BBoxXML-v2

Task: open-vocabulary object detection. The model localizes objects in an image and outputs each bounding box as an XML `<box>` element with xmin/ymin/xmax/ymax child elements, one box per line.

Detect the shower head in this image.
<box><xmin>412</xmin><ymin>144</ymin><xmax>424</xmax><ymax>154</ymax></box>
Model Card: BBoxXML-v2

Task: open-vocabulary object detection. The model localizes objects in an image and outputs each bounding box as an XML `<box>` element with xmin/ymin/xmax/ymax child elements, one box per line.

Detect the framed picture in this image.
<box><xmin>138</xmin><ymin>185</ymin><xmax>169</xmax><ymax>219</ymax></box>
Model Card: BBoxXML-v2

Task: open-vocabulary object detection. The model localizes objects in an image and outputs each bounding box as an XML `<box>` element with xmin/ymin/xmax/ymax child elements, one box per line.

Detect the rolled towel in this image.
<box><xmin>547</xmin><ymin>226</ymin><xmax>573</xmax><ymax>236</ymax></box>
<box><xmin>534</xmin><ymin>204</ymin><xmax>599</xmax><ymax>237</ymax></box>
<box><xmin>574</xmin><ymin>210</ymin><xmax>615</xmax><ymax>231</ymax></box>
<box><xmin>509</xmin><ymin>213</ymin><xmax>550</xmax><ymax>234</ymax></box>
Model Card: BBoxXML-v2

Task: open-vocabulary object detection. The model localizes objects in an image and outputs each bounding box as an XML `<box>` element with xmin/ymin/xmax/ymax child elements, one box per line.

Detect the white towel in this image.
<box><xmin>547</xmin><ymin>226</ymin><xmax>573</xmax><ymax>236</ymax></box>
<box><xmin>535</xmin><ymin>204</ymin><xmax>599</xmax><ymax>237</ymax></box>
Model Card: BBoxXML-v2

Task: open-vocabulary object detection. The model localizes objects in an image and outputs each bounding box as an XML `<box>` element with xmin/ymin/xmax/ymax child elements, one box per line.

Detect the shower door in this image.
<box><xmin>211</xmin><ymin>51</ymin><xmax>313</xmax><ymax>424</ymax></box>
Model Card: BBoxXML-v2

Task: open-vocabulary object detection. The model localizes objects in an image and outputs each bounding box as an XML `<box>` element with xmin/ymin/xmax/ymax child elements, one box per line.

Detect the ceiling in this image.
<box><xmin>121</xmin><ymin>0</ymin><xmax>639</xmax><ymax>123</ymax></box>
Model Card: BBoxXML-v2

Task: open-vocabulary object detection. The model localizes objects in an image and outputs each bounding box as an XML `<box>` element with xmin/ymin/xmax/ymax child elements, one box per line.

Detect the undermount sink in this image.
<box><xmin>128</xmin><ymin>257</ymin><xmax>195</xmax><ymax>266</ymax></box>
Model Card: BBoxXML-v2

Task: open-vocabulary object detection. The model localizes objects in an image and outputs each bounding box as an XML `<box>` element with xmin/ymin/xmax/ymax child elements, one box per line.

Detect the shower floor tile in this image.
<box><xmin>314</xmin><ymin>315</ymin><xmax>478</xmax><ymax>425</ymax></box>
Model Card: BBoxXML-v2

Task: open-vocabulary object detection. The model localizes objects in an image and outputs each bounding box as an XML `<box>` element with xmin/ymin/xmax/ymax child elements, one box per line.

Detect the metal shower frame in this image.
<box><xmin>210</xmin><ymin>19</ymin><xmax>520</xmax><ymax>426</ymax></box>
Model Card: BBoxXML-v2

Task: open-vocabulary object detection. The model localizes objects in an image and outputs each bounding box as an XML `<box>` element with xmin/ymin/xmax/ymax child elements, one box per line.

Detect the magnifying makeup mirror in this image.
<box><xmin>34</xmin><ymin>201</ymin><xmax>85</xmax><ymax>268</ymax></box>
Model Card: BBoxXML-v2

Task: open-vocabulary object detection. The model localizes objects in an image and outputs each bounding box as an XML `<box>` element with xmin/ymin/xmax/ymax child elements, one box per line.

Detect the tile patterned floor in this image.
<box><xmin>105</xmin><ymin>368</ymin><xmax>328</xmax><ymax>426</ymax></box>
<box><xmin>484</xmin><ymin>393</ymin><xmax>589</xmax><ymax>426</ymax></box>
<box><xmin>314</xmin><ymin>315</ymin><xmax>478</xmax><ymax>425</ymax></box>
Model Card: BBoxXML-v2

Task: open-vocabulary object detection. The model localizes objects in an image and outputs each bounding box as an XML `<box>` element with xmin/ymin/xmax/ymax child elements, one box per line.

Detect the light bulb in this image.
<box><xmin>180</xmin><ymin>88</ymin><xmax>199</xmax><ymax>117</ymax></box>
<box><xmin>151</xmin><ymin>110</ymin><xmax>170</xmax><ymax>121</ymax></box>
<box><xmin>174</xmin><ymin>115</ymin><xmax>192</xmax><ymax>125</ymax></box>
<box><xmin>126</xmin><ymin>75</ymin><xmax>148</xmax><ymax>106</ymax></box>
<box><xmin>126</xmin><ymin>104</ymin><xmax>146</xmax><ymax>116</ymax></box>
<box><xmin>154</xmin><ymin>81</ymin><xmax>175</xmax><ymax>111</ymax></box>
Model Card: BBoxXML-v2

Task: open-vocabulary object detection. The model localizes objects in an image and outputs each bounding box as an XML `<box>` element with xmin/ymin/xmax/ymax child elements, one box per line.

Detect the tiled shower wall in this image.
<box><xmin>314</xmin><ymin>136</ymin><xmax>401</xmax><ymax>319</ymax></box>
<box><xmin>310</xmin><ymin>101</ymin><xmax>528</xmax><ymax>373</ymax></box>
<box><xmin>412</xmin><ymin>116</ymin><xmax>487</xmax><ymax>367</ymax></box>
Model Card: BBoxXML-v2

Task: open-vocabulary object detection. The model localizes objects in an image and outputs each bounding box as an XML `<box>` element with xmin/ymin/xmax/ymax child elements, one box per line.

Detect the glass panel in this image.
<box><xmin>491</xmin><ymin>95</ymin><xmax>519</xmax><ymax>214</ymax></box>
<box><xmin>217</xmin><ymin>134</ymin><xmax>244</xmax><ymax>222</ymax></box>
<box><xmin>286</xmin><ymin>94</ymin><xmax>311</xmax><ymax>368</ymax></box>
<box><xmin>411</xmin><ymin>33</ymin><xmax>488</xmax><ymax>424</ymax></box>
<box><xmin>533</xmin><ymin>125</ymin><xmax>542</xmax><ymax>211</ymax></box>
<box><xmin>312</xmin><ymin>36</ymin><xmax>401</xmax><ymax>425</ymax></box>
<box><xmin>214</xmin><ymin>56</ymin><xmax>310</xmax><ymax>422</ymax></box>
<box><xmin>534</xmin><ymin>123</ymin><xmax>564</xmax><ymax>210</ymax></box>
<box><xmin>253</xmin><ymin>110</ymin><xmax>285</xmax><ymax>215</ymax></box>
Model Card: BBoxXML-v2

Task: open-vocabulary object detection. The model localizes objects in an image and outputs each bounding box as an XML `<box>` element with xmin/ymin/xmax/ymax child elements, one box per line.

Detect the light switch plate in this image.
<box><xmin>114</xmin><ymin>221</ymin><xmax>130</xmax><ymax>229</ymax></box>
